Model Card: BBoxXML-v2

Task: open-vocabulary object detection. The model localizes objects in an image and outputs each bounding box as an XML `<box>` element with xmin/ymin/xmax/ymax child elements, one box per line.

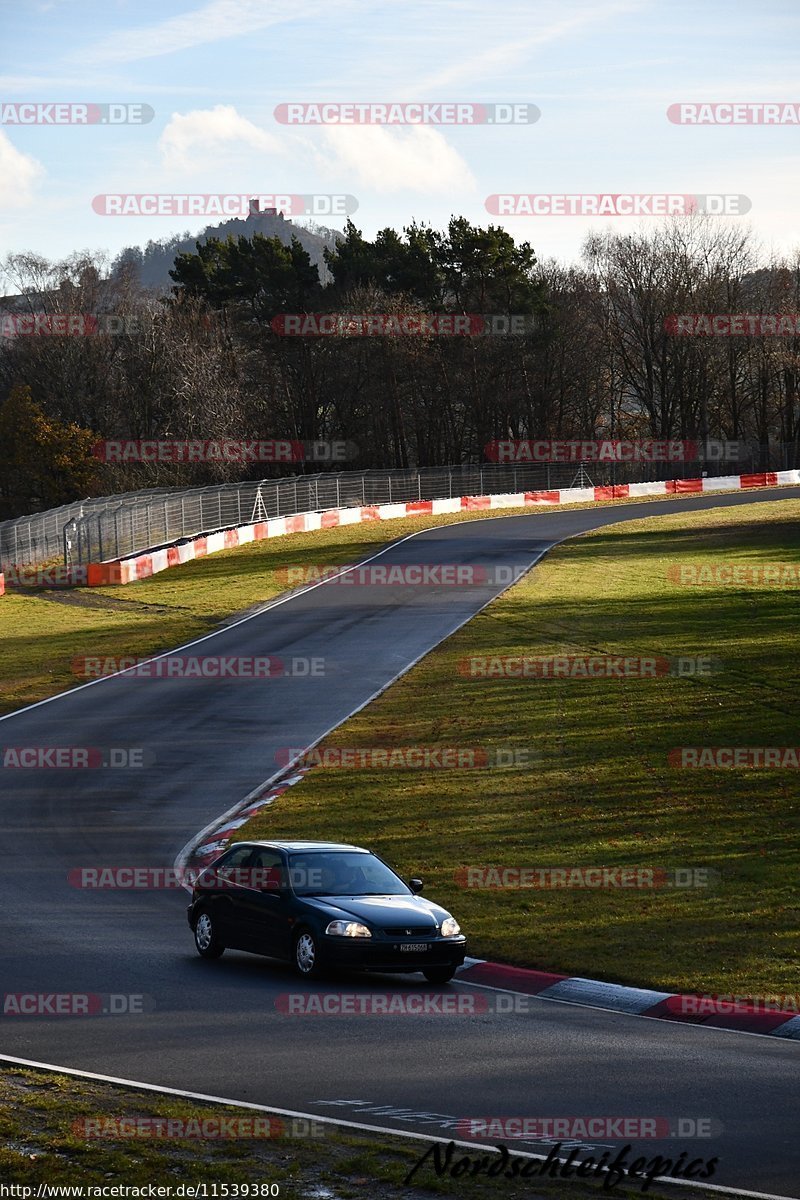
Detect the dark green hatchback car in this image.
<box><xmin>187</xmin><ymin>839</ymin><xmax>467</xmax><ymax>983</ymax></box>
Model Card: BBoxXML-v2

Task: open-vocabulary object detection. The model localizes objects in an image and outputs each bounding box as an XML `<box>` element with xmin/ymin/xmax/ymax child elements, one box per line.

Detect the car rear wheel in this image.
<box><xmin>194</xmin><ymin>910</ymin><xmax>225</xmax><ymax>959</ymax></box>
<box><xmin>294</xmin><ymin>929</ymin><xmax>322</xmax><ymax>978</ymax></box>
<box><xmin>423</xmin><ymin>966</ymin><xmax>456</xmax><ymax>984</ymax></box>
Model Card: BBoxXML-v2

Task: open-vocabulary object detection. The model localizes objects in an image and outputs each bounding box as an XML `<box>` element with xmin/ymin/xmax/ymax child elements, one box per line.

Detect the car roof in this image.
<box><xmin>229</xmin><ymin>840</ymin><xmax>369</xmax><ymax>853</ymax></box>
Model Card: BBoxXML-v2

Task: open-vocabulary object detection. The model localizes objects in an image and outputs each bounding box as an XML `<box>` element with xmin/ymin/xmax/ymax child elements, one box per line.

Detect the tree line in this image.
<box><xmin>1</xmin><ymin>214</ymin><xmax>798</xmax><ymax>518</ymax></box>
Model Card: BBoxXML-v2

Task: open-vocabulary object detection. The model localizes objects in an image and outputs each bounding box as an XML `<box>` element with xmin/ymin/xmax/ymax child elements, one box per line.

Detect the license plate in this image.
<box><xmin>400</xmin><ymin>942</ymin><xmax>429</xmax><ymax>952</ymax></box>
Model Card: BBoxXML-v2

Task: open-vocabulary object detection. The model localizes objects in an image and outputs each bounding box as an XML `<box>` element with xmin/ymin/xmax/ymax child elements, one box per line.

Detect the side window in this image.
<box><xmin>248</xmin><ymin>849</ymin><xmax>286</xmax><ymax>892</ymax></box>
<box><xmin>213</xmin><ymin>844</ymin><xmax>257</xmax><ymax>886</ymax></box>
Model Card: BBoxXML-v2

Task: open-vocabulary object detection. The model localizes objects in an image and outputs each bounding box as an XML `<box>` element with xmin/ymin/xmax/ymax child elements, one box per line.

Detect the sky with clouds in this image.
<box><xmin>1</xmin><ymin>0</ymin><xmax>798</xmax><ymax>280</ymax></box>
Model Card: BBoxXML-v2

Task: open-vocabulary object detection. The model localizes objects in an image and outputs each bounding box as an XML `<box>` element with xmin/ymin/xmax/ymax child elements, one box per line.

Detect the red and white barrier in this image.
<box><xmin>4</xmin><ymin>470</ymin><xmax>799</xmax><ymax>592</ymax></box>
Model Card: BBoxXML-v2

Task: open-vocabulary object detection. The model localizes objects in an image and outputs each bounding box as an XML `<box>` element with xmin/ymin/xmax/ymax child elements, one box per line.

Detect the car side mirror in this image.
<box><xmin>409</xmin><ymin>878</ymin><xmax>424</xmax><ymax>894</ymax></box>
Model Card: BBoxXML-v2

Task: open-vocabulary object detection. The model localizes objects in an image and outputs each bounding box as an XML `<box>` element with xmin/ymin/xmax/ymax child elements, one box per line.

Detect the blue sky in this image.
<box><xmin>1</xmin><ymin>0</ymin><xmax>798</xmax><ymax>282</ymax></box>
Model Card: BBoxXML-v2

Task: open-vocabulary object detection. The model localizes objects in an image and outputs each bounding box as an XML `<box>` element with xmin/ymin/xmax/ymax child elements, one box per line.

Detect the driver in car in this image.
<box><xmin>319</xmin><ymin>859</ymin><xmax>362</xmax><ymax>894</ymax></box>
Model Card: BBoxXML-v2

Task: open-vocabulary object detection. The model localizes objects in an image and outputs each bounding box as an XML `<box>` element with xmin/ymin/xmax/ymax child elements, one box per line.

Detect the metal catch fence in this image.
<box><xmin>0</xmin><ymin>447</ymin><xmax>795</xmax><ymax>570</ymax></box>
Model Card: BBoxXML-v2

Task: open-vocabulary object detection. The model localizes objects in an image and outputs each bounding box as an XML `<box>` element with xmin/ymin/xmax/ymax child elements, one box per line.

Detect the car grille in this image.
<box><xmin>381</xmin><ymin>925</ymin><xmax>437</xmax><ymax>938</ymax></box>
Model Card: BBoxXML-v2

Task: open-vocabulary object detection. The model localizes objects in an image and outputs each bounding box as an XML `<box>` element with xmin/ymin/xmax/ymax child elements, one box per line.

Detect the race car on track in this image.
<box><xmin>187</xmin><ymin>839</ymin><xmax>467</xmax><ymax>983</ymax></box>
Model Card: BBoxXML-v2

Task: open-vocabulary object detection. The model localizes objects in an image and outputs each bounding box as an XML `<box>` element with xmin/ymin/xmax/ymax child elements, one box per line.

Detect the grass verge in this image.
<box><xmin>236</xmin><ymin>500</ymin><xmax>800</xmax><ymax>996</ymax></box>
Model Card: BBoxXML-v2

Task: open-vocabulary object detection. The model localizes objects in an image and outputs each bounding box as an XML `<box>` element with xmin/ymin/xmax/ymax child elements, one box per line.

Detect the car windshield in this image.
<box><xmin>288</xmin><ymin>851</ymin><xmax>410</xmax><ymax>897</ymax></box>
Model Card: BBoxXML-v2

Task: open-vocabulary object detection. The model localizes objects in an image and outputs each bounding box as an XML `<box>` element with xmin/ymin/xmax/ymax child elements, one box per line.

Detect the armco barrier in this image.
<box><xmin>5</xmin><ymin>471</ymin><xmax>800</xmax><ymax>592</ymax></box>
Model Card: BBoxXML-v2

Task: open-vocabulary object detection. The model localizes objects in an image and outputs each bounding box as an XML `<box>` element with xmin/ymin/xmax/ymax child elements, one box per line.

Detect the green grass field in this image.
<box><xmin>237</xmin><ymin>500</ymin><xmax>800</xmax><ymax>996</ymax></box>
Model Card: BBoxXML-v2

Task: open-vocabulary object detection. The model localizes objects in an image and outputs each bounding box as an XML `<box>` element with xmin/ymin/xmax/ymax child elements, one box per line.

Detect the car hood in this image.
<box><xmin>301</xmin><ymin>894</ymin><xmax>449</xmax><ymax>928</ymax></box>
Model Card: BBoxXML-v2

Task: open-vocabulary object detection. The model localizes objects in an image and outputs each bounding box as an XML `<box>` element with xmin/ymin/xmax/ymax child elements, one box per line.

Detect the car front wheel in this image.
<box><xmin>194</xmin><ymin>910</ymin><xmax>225</xmax><ymax>959</ymax></box>
<box><xmin>423</xmin><ymin>966</ymin><xmax>456</xmax><ymax>984</ymax></box>
<box><xmin>294</xmin><ymin>929</ymin><xmax>323</xmax><ymax>978</ymax></box>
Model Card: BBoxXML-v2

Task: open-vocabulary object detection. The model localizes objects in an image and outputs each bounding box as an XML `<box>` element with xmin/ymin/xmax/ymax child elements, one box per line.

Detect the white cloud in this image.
<box><xmin>318</xmin><ymin>125</ymin><xmax>475</xmax><ymax>194</ymax></box>
<box><xmin>159</xmin><ymin>105</ymin><xmax>284</xmax><ymax>171</ymax></box>
<box><xmin>0</xmin><ymin>133</ymin><xmax>44</xmax><ymax>208</ymax></box>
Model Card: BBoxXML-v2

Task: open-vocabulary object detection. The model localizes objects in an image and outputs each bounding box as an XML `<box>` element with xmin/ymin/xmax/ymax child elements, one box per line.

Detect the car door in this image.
<box><xmin>197</xmin><ymin>844</ymin><xmax>255</xmax><ymax>948</ymax></box>
<box><xmin>232</xmin><ymin>849</ymin><xmax>293</xmax><ymax>959</ymax></box>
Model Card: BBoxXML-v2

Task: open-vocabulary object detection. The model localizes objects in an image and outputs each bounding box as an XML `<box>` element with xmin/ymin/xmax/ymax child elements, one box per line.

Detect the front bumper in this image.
<box><xmin>319</xmin><ymin>935</ymin><xmax>467</xmax><ymax>972</ymax></box>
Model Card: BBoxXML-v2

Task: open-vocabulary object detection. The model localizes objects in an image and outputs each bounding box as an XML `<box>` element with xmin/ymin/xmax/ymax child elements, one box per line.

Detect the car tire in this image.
<box><xmin>293</xmin><ymin>928</ymin><xmax>323</xmax><ymax>978</ymax></box>
<box><xmin>193</xmin><ymin>909</ymin><xmax>225</xmax><ymax>959</ymax></box>
<box><xmin>423</xmin><ymin>966</ymin><xmax>456</xmax><ymax>984</ymax></box>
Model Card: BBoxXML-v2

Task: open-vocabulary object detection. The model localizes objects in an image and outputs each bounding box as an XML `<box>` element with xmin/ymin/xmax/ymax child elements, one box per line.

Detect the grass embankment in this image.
<box><xmin>0</xmin><ymin>1066</ymin><xmax>706</xmax><ymax>1199</ymax></box>
<box><xmin>237</xmin><ymin>501</ymin><xmax>800</xmax><ymax>996</ymax></box>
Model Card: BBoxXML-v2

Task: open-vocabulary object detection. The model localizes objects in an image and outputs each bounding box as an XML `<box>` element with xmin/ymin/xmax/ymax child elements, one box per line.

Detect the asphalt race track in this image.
<box><xmin>2</xmin><ymin>489</ymin><xmax>799</xmax><ymax>1196</ymax></box>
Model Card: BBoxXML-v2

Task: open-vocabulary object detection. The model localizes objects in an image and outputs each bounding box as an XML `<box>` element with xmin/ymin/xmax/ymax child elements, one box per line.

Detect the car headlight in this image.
<box><xmin>440</xmin><ymin>917</ymin><xmax>461</xmax><ymax>937</ymax></box>
<box><xmin>325</xmin><ymin>920</ymin><xmax>372</xmax><ymax>938</ymax></box>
